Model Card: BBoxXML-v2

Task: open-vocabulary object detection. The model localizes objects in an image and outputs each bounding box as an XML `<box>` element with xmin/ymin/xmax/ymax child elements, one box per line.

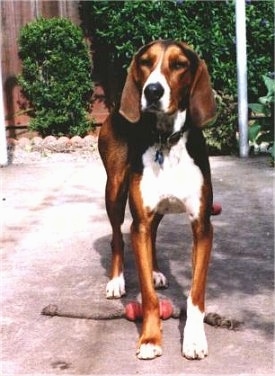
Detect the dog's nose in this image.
<box><xmin>144</xmin><ymin>83</ymin><xmax>164</xmax><ymax>103</ymax></box>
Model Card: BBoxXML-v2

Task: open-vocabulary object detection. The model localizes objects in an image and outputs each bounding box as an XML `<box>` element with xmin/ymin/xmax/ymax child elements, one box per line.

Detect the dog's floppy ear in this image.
<box><xmin>119</xmin><ymin>60</ymin><xmax>141</xmax><ymax>123</ymax></box>
<box><xmin>189</xmin><ymin>60</ymin><xmax>216</xmax><ymax>127</ymax></box>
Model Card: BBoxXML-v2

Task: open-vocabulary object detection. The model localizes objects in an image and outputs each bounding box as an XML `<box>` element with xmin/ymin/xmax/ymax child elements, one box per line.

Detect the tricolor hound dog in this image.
<box><xmin>98</xmin><ymin>40</ymin><xmax>216</xmax><ymax>360</ymax></box>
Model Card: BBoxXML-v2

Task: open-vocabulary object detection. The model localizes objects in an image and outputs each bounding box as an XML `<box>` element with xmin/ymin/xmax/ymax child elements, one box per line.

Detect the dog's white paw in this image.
<box><xmin>137</xmin><ymin>344</ymin><xmax>162</xmax><ymax>360</ymax></box>
<box><xmin>182</xmin><ymin>325</ymin><xmax>208</xmax><ymax>359</ymax></box>
<box><xmin>106</xmin><ymin>273</ymin><xmax>126</xmax><ymax>299</ymax></box>
<box><xmin>182</xmin><ymin>297</ymin><xmax>208</xmax><ymax>359</ymax></box>
<box><xmin>153</xmin><ymin>271</ymin><xmax>168</xmax><ymax>289</ymax></box>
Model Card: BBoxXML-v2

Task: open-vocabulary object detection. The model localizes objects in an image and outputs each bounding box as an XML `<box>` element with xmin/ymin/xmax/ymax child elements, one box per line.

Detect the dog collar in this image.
<box><xmin>154</xmin><ymin>125</ymin><xmax>187</xmax><ymax>165</ymax></box>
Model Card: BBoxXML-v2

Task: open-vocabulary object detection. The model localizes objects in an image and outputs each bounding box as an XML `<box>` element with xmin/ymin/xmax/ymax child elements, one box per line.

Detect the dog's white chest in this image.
<box><xmin>140</xmin><ymin>134</ymin><xmax>203</xmax><ymax>219</ymax></box>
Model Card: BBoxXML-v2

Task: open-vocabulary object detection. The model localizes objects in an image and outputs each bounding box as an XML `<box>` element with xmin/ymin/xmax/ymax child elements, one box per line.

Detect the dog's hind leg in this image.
<box><xmin>151</xmin><ymin>214</ymin><xmax>169</xmax><ymax>289</ymax></box>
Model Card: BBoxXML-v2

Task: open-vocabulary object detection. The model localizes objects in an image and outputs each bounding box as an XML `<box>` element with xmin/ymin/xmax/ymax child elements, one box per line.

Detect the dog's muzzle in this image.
<box><xmin>143</xmin><ymin>82</ymin><xmax>164</xmax><ymax>111</ymax></box>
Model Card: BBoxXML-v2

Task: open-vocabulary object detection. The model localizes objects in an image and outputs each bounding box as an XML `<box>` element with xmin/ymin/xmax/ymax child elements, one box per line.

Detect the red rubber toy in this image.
<box><xmin>211</xmin><ymin>202</ymin><xmax>222</xmax><ymax>216</ymax></box>
<box><xmin>125</xmin><ymin>301</ymin><xmax>143</xmax><ymax>321</ymax></box>
<box><xmin>125</xmin><ymin>299</ymin><xmax>173</xmax><ymax>321</ymax></box>
<box><xmin>159</xmin><ymin>299</ymin><xmax>174</xmax><ymax>320</ymax></box>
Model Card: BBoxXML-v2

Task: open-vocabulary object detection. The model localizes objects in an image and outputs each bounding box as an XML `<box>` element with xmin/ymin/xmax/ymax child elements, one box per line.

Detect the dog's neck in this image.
<box><xmin>151</xmin><ymin>110</ymin><xmax>187</xmax><ymax>164</ymax></box>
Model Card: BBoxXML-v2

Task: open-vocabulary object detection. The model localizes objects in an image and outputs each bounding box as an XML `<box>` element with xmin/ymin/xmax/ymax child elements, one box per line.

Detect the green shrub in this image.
<box><xmin>81</xmin><ymin>0</ymin><xmax>273</xmax><ymax>99</ymax></box>
<box><xmin>18</xmin><ymin>17</ymin><xmax>93</xmax><ymax>137</ymax></box>
<box><xmin>204</xmin><ymin>92</ymin><xmax>238</xmax><ymax>155</ymax></box>
<box><xmin>80</xmin><ymin>0</ymin><xmax>274</xmax><ymax>154</ymax></box>
<box><xmin>248</xmin><ymin>74</ymin><xmax>274</xmax><ymax>162</ymax></box>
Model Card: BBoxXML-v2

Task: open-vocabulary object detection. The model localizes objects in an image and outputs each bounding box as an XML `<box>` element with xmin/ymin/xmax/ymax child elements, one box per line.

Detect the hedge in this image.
<box><xmin>18</xmin><ymin>17</ymin><xmax>93</xmax><ymax>137</ymax></box>
<box><xmin>80</xmin><ymin>0</ymin><xmax>273</xmax><ymax>153</ymax></box>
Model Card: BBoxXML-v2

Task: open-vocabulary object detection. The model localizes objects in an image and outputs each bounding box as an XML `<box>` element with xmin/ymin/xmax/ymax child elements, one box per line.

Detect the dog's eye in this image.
<box><xmin>139</xmin><ymin>57</ymin><xmax>153</xmax><ymax>68</ymax></box>
<box><xmin>170</xmin><ymin>60</ymin><xmax>188</xmax><ymax>70</ymax></box>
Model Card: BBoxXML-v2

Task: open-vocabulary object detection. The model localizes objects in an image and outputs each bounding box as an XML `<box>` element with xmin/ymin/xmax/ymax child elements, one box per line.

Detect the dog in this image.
<box><xmin>98</xmin><ymin>40</ymin><xmax>216</xmax><ymax>360</ymax></box>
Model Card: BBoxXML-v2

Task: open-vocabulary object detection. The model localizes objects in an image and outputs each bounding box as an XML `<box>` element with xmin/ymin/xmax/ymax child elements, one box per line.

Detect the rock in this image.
<box><xmin>83</xmin><ymin>135</ymin><xmax>96</xmax><ymax>147</ymax></box>
<box><xmin>18</xmin><ymin>137</ymin><xmax>31</xmax><ymax>149</ymax></box>
<box><xmin>43</xmin><ymin>136</ymin><xmax>56</xmax><ymax>146</ymax></box>
<box><xmin>70</xmin><ymin>135</ymin><xmax>83</xmax><ymax>147</ymax></box>
<box><xmin>57</xmin><ymin>136</ymin><xmax>71</xmax><ymax>145</ymax></box>
<box><xmin>31</xmin><ymin>136</ymin><xmax>43</xmax><ymax>146</ymax></box>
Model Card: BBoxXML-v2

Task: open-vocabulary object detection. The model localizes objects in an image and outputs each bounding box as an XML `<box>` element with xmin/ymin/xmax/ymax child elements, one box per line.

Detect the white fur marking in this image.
<box><xmin>141</xmin><ymin>53</ymin><xmax>170</xmax><ymax>112</ymax></box>
<box><xmin>153</xmin><ymin>271</ymin><xmax>168</xmax><ymax>289</ymax></box>
<box><xmin>183</xmin><ymin>296</ymin><xmax>208</xmax><ymax>359</ymax></box>
<box><xmin>106</xmin><ymin>273</ymin><xmax>125</xmax><ymax>299</ymax></box>
<box><xmin>137</xmin><ymin>344</ymin><xmax>162</xmax><ymax>360</ymax></box>
<box><xmin>140</xmin><ymin>132</ymin><xmax>203</xmax><ymax>219</ymax></box>
<box><xmin>173</xmin><ymin>109</ymin><xmax>187</xmax><ymax>133</ymax></box>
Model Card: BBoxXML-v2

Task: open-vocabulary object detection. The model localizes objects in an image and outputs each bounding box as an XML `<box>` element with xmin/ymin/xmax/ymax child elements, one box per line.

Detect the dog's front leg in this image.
<box><xmin>104</xmin><ymin>172</ymin><xmax>129</xmax><ymax>299</ymax></box>
<box><xmin>182</xmin><ymin>216</ymin><xmax>213</xmax><ymax>359</ymax></box>
<box><xmin>131</xmin><ymin>219</ymin><xmax>162</xmax><ymax>359</ymax></box>
<box><xmin>98</xmin><ymin>117</ymin><xmax>129</xmax><ymax>299</ymax></box>
<box><xmin>130</xmin><ymin>179</ymin><xmax>162</xmax><ymax>360</ymax></box>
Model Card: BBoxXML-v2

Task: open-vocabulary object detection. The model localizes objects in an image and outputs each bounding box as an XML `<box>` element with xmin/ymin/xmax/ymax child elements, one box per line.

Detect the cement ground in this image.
<box><xmin>1</xmin><ymin>150</ymin><xmax>274</xmax><ymax>375</ymax></box>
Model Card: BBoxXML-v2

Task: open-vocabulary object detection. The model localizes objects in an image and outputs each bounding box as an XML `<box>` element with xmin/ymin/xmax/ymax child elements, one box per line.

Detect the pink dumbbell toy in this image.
<box><xmin>125</xmin><ymin>299</ymin><xmax>173</xmax><ymax>321</ymax></box>
<box><xmin>211</xmin><ymin>202</ymin><xmax>222</xmax><ymax>216</ymax></box>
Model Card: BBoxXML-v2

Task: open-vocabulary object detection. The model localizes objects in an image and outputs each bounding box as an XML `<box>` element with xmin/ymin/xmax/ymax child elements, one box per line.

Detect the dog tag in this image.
<box><xmin>155</xmin><ymin>149</ymin><xmax>164</xmax><ymax>165</ymax></box>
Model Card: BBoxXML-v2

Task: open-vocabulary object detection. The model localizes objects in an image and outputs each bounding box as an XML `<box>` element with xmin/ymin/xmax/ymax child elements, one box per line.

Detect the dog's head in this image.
<box><xmin>119</xmin><ymin>40</ymin><xmax>216</xmax><ymax>127</ymax></box>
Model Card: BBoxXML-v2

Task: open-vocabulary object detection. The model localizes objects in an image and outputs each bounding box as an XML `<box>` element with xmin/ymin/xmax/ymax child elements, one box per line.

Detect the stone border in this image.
<box><xmin>6</xmin><ymin>135</ymin><xmax>99</xmax><ymax>164</ymax></box>
<box><xmin>7</xmin><ymin>134</ymin><xmax>98</xmax><ymax>153</ymax></box>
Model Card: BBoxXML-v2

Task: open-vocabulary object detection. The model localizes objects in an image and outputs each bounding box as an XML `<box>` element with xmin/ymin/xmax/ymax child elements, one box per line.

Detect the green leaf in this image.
<box><xmin>248</xmin><ymin>103</ymin><xmax>266</xmax><ymax>114</ymax></box>
<box><xmin>248</xmin><ymin>123</ymin><xmax>262</xmax><ymax>142</ymax></box>
<box><xmin>262</xmin><ymin>75</ymin><xmax>275</xmax><ymax>97</ymax></box>
<box><xmin>269</xmin><ymin>143</ymin><xmax>275</xmax><ymax>159</ymax></box>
